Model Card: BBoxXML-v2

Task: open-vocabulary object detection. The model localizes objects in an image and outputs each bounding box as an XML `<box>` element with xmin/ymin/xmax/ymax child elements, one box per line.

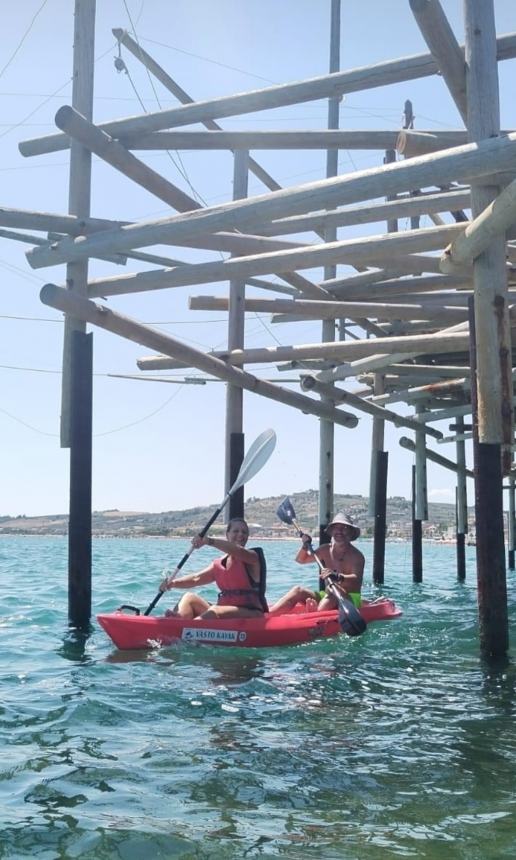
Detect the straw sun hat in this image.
<box><xmin>325</xmin><ymin>512</ymin><xmax>361</xmax><ymax>541</ymax></box>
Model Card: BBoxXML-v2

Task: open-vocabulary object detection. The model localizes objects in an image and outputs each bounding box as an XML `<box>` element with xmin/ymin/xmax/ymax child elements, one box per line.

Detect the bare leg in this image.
<box><xmin>165</xmin><ymin>592</ymin><xmax>210</xmax><ymax>619</ymax></box>
<box><xmin>201</xmin><ymin>605</ymin><xmax>264</xmax><ymax>619</ymax></box>
<box><xmin>318</xmin><ymin>594</ymin><xmax>338</xmax><ymax>612</ymax></box>
<box><xmin>268</xmin><ymin>586</ymin><xmax>317</xmax><ymax>615</ymax></box>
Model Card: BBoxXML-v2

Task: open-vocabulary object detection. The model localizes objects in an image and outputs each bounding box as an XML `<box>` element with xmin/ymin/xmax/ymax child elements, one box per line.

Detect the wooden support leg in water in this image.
<box><xmin>227</xmin><ymin>432</ymin><xmax>244</xmax><ymax>520</ymax></box>
<box><xmin>372</xmin><ymin>450</ymin><xmax>388</xmax><ymax>585</ymax></box>
<box><xmin>508</xmin><ymin>477</ymin><xmax>515</xmax><ymax>571</ymax></box>
<box><xmin>412</xmin><ymin>465</ymin><xmax>423</xmax><ymax>583</ymax></box>
<box><xmin>68</xmin><ymin>331</ymin><xmax>93</xmax><ymax>628</ymax></box>
<box><xmin>468</xmin><ymin>298</ymin><xmax>508</xmax><ymax>656</ymax></box>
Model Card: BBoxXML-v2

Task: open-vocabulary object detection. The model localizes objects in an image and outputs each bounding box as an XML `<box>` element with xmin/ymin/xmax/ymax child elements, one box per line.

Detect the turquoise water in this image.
<box><xmin>1</xmin><ymin>536</ymin><xmax>515</xmax><ymax>859</ymax></box>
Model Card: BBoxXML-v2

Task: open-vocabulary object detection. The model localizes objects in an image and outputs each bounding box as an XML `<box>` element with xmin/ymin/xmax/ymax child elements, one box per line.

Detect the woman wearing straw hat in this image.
<box><xmin>269</xmin><ymin>512</ymin><xmax>364</xmax><ymax>615</ymax></box>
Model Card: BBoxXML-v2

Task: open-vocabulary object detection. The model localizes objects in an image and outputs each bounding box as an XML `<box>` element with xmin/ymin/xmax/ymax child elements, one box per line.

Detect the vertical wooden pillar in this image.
<box><xmin>69</xmin><ymin>331</ymin><xmax>93</xmax><ymax>628</ymax></box>
<box><xmin>63</xmin><ymin>0</ymin><xmax>95</xmax><ymax>625</ymax></box>
<box><xmin>318</xmin><ymin>0</ymin><xmax>340</xmax><ymax>543</ymax></box>
<box><xmin>412</xmin><ymin>465</ymin><xmax>423</xmax><ymax>583</ymax></box>
<box><xmin>455</xmin><ymin>416</ymin><xmax>468</xmax><ymax>581</ymax></box>
<box><xmin>225</xmin><ymin>149</ymin><xmax>249</xmax><ymax>520</ymax></box>
<box><xmin>508</xmin><ymin>477</ymin><xmax>515</xmax><ymax>570</ymax></box>
<box><xmin>372</xmin><ymin>451</ymin><xmax>388</xmax><ymax>585</ymax></box>
<box><xmin>465</xmin><ymin>0</ymin><xmax>509</xmax><ymax>657</ymax></box>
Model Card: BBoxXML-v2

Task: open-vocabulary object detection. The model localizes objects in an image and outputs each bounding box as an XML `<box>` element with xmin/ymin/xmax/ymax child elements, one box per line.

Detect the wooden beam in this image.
<box><xmin>119</xmin><ymin>129</ymin><xmax>403</xmax><ymax>150</ymax></box>
<box><xmin>188</xmin><ymin>294</ymin><xmax>467</xmax><ymax>323</ymax></box>
<box><xmin>29</xmin><ymin>131</ymin><xmax>516</xmax><ymax>269</ymax></box>
<box><xmin>259</xmin><ymin>189</ymin><xmax>471</xmax><ymax>236</ymax></box>
<box><xmin>441</xmin><ymin>177</ymin><xmax>516</xmax><ymax>271</ymax></box>
<box><xmin>409</xmin><ymin>0</ymin><xmax>468</xmax><ymax>123</ymax></box>
<box><xmin>399</xmin><ymin>436</ymin><xmax>474</xmax><ymax>477</ymax></box>
<box><xmin>19</xmin><ymin>31</ymin><xmax>516</xmax><ymax>156</ymax></box>
<box><xmin>54</xmin><ymin>106</ymin><xmax>309</xmax><ymax>258</ymax></box>
<box><xmin>79</xmin><ymin>224</ymin><xmax>463</xmax><ymax>298</ymax></box>
<box><xmin>300</xmin><ymin>375</ymin><xmax>443</xmax><ymax>438</ymax></box>
<box><xmin>40</xmin><ymin>284</ymin><xmax>360</xmax><ymax>429</ymax></box>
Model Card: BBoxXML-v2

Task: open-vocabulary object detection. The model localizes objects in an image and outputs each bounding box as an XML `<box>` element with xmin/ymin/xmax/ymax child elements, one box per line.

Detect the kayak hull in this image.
<box><xmin>97</xmin><ymin>599</ymin><xmax>402</xmax><ymax>650</ymax></box>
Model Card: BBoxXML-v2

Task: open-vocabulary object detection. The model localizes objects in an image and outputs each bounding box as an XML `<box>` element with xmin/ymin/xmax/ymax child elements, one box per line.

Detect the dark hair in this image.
<box><xmin>226</xmin><ymin>517</ymin><xmax>249</xmax><ymax>533</ymax></box>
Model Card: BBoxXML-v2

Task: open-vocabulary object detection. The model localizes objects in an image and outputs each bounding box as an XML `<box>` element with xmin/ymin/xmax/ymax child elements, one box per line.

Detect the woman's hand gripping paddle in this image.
<box><xmin>276</xmin><ymin>496</ymin><xmax>366</xmax><ymax>637</ymax></box>
<box><xmin>136</xmin><ymin>429</ymin><xmax>277</xmax><ymax>616</ymax></box>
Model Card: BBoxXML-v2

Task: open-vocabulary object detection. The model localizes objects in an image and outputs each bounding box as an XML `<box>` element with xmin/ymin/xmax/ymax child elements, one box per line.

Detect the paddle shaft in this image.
<box><xmin>143</xmin><ymin>494</ymin><xmax>230</xmax><ymax>616</ymax></box>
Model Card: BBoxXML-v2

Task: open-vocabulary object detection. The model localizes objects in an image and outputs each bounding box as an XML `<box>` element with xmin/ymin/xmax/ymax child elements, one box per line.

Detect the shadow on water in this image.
<box><xmin>104</xmin><ymin>642</ymin><xmax>265</xmax><ymax>685</ymax></box>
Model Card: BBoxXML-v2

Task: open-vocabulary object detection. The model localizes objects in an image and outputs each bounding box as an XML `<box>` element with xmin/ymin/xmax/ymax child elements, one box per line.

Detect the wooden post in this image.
<box><xmin>508</xmin><ymin>476</ymin><xmax>515</xmax><ymax>570</ymax></box>
<box><xmin>64</xmin><ymin>0</ymin><xmax>95</xmax><ymax>628</ymax></box>
<box><xmin>455</xmin><ymin>416</ymin><xmax>468</xmax><ymax>581</ymax></box>
<box><xmin>226</xmin><ymin>149</ymin><xmax>249</xmax><ymax>520</ymax></box>
<box><xmin>61</xmin><ymin>0</ymin><xmax>95</xmax><ymax>447</ymax></box>
<box><xmin>415</xmin><ymin>404</ymin><xmax>429</xmax><ymax>521</ymax></box>
<box><xmin>412</xmin><ymin>465</ymin><xmax>423</xmax><ymax>582</ymax></box>
<box><xmin>68</xmin><ymin>331</ymin><xmax>93</xmax><ymax>628</ymax></box>
<box><xmin>319</xmin><ymin>0</ymin><xmax>340</xmax><ymax>544</ymax></box>
<box><xmin>372</xmin><ymin>451</ymin><xmax>388</xmax><ymax>585</ymax></box>
<box><xmin>465</xmin><ymin>0</ymin><xmax>508</xmax><ymax>657</ymax></box>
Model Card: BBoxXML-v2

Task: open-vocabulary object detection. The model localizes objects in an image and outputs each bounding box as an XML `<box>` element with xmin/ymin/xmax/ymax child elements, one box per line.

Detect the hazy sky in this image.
<box><xmin>1</xmin><ymin>1</ymin><xmax>515</xmax><ymax>517</ymax></box>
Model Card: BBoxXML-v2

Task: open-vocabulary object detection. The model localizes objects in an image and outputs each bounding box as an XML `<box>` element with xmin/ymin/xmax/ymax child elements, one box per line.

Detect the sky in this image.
<box><xmin>1</xmin><ymin>0</ymin><xmax>515</xmax><ymax>518</ymax></box>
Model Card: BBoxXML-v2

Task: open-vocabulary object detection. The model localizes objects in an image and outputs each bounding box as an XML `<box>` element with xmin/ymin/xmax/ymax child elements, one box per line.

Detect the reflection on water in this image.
<box><xmin>1</xmin><ymin>536</ymin><xmax>515</xmax><ymax>858</ymax></box>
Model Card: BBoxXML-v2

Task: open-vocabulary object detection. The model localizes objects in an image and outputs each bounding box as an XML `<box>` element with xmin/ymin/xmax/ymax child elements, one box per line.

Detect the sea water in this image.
<box><xmin>1</xmin><ymin>536</ymin><xmax>515</xmax><ymax>859</ymax></box>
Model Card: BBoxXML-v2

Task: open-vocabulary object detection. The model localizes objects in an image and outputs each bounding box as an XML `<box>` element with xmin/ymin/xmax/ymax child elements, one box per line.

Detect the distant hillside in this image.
<box><xmin>0</xmin><ymin>490</ymin><xmax>473</xmax><ymax>539</ymax></box>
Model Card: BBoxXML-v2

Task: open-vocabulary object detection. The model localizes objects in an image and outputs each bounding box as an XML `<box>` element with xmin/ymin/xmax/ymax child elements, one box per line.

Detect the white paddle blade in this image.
<box><xmin>229</xmin><ymin>428</ymin><xmax>276</xmax><ymax>494</ymax></box>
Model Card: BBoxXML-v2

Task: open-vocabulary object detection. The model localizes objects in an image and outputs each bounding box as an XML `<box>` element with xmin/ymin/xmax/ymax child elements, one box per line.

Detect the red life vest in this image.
<box><xmin>212</xmin><ymin>549</ymin><xmax>267</xmax><ymax>611</ymax></box>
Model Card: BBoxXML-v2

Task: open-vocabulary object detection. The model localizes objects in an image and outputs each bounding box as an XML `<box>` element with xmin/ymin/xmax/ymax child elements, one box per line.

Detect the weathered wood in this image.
<box><xmin>328</xmin><ymin>272</ymin><xmax>471</xmax><ymax>299</ymax></box>
<box><xmin>372</xmin><ymin>451</ymin><xmax>388</xmax><ymax>585</ymax></box>
<box><xmin>299</xmin><ymin>375</ymin><xmax>443</xmax><ymax>438</ymax></box>
<box><xmin>55</xmin><ymin>105</ymin><xmax>312</xmax><ymax>259</ymax></box>
<box><xmin>412</xmin><ymin>465</ymin><xmax>423</xmax><ymax>583</ymax></box>
<box><xmin>415</xmin><ymin>404</ymin><xmax>429</xmax><ymax>520</ymax></box>
<box><xmin>368</xmin><ymin>373</ymin><xmax>385</xmax><ymax>517</ymax></box>
<box><xmin>225</xmin><ymin>149</ymin><xmax>248</xmax><ymax>510</ymax></box>
<box><xmin>399</xmin><ymin>436</ymin><xmax>475</xmax><ymax>477</ymax></box>
<box><xmin>455</xmin><ymin>416</ymin><xmax>468</xmax><ymax>535</ymax></box>
<box><xmin>68</xmin><ymin>330</ymin><xmax>92</xmax><ymax>628</ymax></box>
<box><xmin>0</xmin><ymin>205</ymin><xmax>127</xmax><ymax>235</ymax></box>
<box><xmin>40</xmin><ymin>285</ymin><xmax>359</xmax><ymax>429</ymax></box>
<box><xmin>119</xmin><ymin>129</ymin><xmax>403</xmax><ymax>150</ymax></box>
<box><xmin>20</xmin><ymin>31</ymin><xmax>516</xmax><ymax>156</ymax></box>
<box><xmin>441</xmin><ymin>177</ymin><xmax>516</xmax><ymax>271</ymax></box>
<box><xmin>370</xmin><ymin>375</ymin><xmax>470</xmax><ymax>405</ymax></box>
<box><xmin>409</xmin><ymin>0</ymin><xmax>468</xmax><ymax>123</ymax></box>
<box><xmin>76</xmin><ymin>225</ymin><xmax>463</xmax><ymax>298</ymax></box>
<box><xmin>466</xmin><ymin>0</ymin><xmax>509</xmax><ymax>659</ymax></box>
<box><xmin>120</xmin><ymin>128</ymin><xmax>473</xmax><ymax>152</ymax></box>
<box><xmin>318</xmin><ymin>0</ymin><xmax>341</xmax><ymax>541</ymax></box>
<box><xmin>61</xmin><ymin>0</ymin><xmax>95</xmax><ymax>452</ymax></box>
<box><xmin>198</xmin><ymin>330</ymin><xmax>472</xmax><ymax>366</ymax></box>
<box><xmin>397</xmin><ymin>129</ymin><xmax>467</xmax><ymax>156</ymax></box>
<box><xmin>189</xmin><ymin>294</ymin><xmax>466</xmax><ymax>323</ymax></box>
<box><xmin>257</xmin><ymin>189</ymin><xmax>471</xmax><ymax>236</ymax></box>
<box><xmin>29</xmin><ymin>132</ymin><xmax>516</xmax><ymax>269</ymax></box>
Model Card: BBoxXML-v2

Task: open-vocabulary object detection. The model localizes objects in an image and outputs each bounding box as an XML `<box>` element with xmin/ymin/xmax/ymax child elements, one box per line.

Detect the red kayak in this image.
<box><xmin>97</xmin><ymin>598</ymin><xmax>402</xmax><ymax>650</ymax></box>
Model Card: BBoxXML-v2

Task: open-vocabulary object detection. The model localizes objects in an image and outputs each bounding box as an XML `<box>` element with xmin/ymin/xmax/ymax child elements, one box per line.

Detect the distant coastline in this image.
<box><xmin>0</xmin><ymin>489</ymin><xmax>475</xmax><ymax>542</ymax></box>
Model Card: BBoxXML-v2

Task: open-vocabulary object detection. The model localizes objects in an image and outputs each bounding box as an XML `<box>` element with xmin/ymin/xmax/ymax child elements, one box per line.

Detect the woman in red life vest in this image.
<box><xmin>160</xmin><ymin>518</ymin><xmax>267</xmax><ymax>619</ymax></box>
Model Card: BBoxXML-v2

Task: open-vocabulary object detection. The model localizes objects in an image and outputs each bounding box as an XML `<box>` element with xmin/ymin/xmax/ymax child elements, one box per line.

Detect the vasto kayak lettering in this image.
<box><xmin>181</xmin><ymin>627</ymin><xmax>240</xmax><ymax>642</ymax></box>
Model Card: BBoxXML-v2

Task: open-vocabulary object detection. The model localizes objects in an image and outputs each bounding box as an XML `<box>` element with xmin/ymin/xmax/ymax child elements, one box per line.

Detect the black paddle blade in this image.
<box><xmin>276</xmin><ymin>496</ymin><xmax>296</xmax><ymax>526</ymax></box>
<box><xmin>338</xmin><ymin>603</ymin><xmax>367</xmax><ymax>637</ymax></box>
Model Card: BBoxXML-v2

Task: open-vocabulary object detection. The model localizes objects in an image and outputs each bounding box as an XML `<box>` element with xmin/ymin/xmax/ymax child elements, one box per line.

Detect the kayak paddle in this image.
<box><xmin>139</xmin><ymin>428</ymin><xmax>277</xmax><ymax>616</ymax></box>
<box><xmin>276</xmin><ymin>496</ymin><xmax>366</xmax><ymax>637</ymax></box>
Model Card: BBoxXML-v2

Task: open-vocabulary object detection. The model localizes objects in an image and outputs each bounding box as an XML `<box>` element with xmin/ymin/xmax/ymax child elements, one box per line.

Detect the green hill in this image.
<box><xmin>0</xmin><ymin>491</ymin><xmax>472</xmax><ymax>539</ymax></box>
